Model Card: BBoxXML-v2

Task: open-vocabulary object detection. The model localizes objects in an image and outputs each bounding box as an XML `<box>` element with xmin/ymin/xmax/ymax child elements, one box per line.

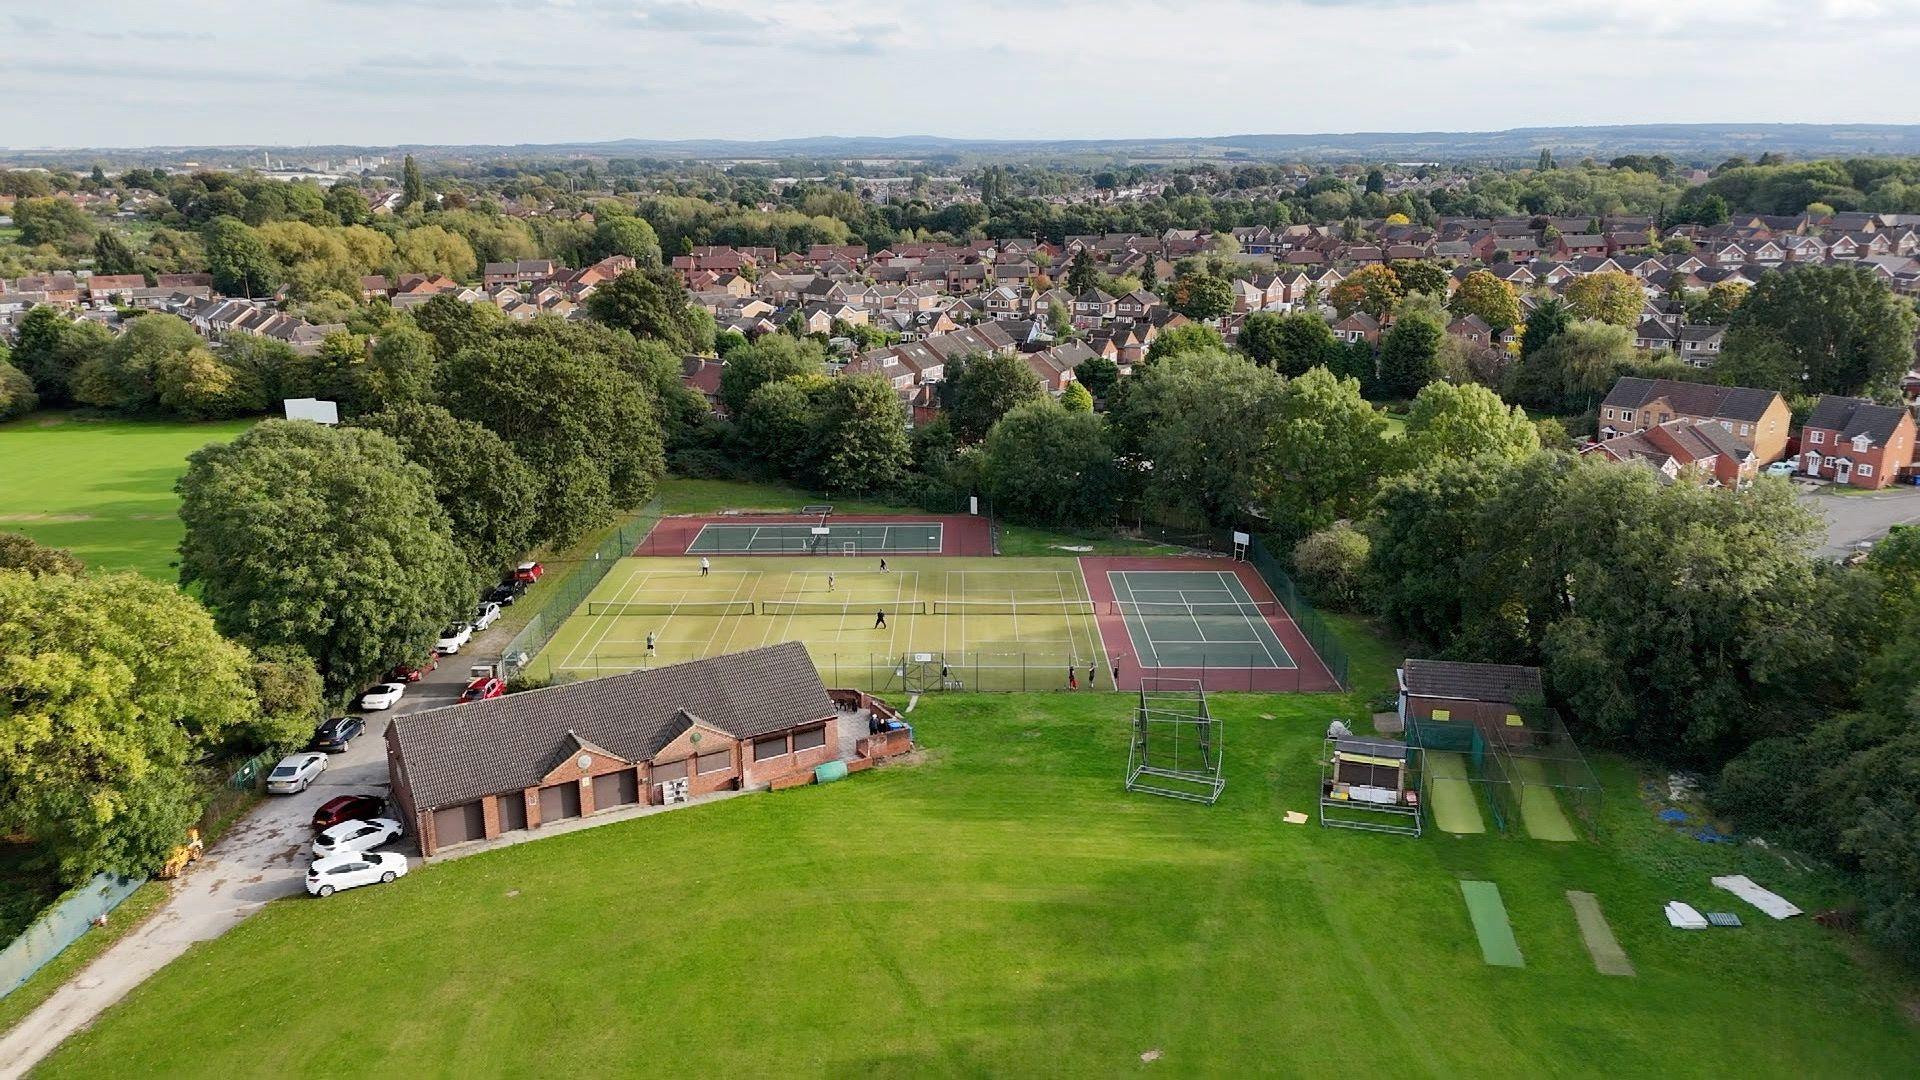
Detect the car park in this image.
<box><xmin>306</xmin><ymin>851</ymin><xmax>408</xmax><ymax>897</ymax></box>
<box><xmin>386</xmin><ymin>655</ymin><xmax>437</xmax><ymax>683</ymax></box>
<box><xmin>312</xmin><ymin>794</ymin><xmax>387</xmax><ymax>832</ymax></box>
<box><xmin>435</xmin><ymin>622</ymin><xmax>473</xmax><ymax>655</ymax></box>
<box><xmin>359</xmin><ymin>682</ymin><xmax>406</xmax><ymax>711</ymax></box>
<box><xmin>309</xmin><ymin>715</ymin><xmax>366</xmax><ymax>753</ymax></box>
<box><xmin>472</xmin><ymin>601</ymin><xmax>502</xmax><ymax>631</ymax></box>
<box><xmin>513</xmin><ymin>561</ymin><xmax>544</xmax><ymax>584</ymax></box>
<box><xmin>266</xmin><ymin>752</ymin><xmax>328</xmax><ymax>794</ymax></box>
<box><xmin>459</xmin><ymin>675</ymin><xmax>505</xmax><ymax>703</ymax></box>
<box><xmin>311</xmin><ymin>817</ymin><xmax>404</xmax><ymax>858</ymax></box>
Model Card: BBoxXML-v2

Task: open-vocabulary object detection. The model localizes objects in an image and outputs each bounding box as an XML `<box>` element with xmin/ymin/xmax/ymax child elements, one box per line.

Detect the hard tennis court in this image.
<box><xmin>684</xmin><ymin>521</ymin><xmax>945</xmax><ymax>555</ymax></box>
<box><xmin>1105</xmin><ymin>569</ymin><xmax>1296</xmax><ymax>670</ymax></box>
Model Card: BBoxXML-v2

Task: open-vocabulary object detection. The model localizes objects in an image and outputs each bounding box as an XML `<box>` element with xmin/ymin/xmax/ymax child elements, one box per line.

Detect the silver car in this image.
<box><xmin>266</xmin><ymin>752</ymin><xmax>328</xmax><ymax>794</ymax></box>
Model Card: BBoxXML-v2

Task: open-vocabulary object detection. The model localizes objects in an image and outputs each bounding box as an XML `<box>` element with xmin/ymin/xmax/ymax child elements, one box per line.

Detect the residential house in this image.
<box><xmin>1798</xmin><ymin>395</ymin><xmax>1917</xmax><ymax>488</ymax></box>
<box><xmin>1333</xmin><ymin>311</ymin><xmax>1380</xmax><ymax>345</ymax></box>
<box><xmin>1588</xmin><ymin>418</ymin><xmax>1758</xmax><ymax>487</ymax></box>
<box><xmin>1597</xmin><ymin>377</ymin><xmax>1792</xmax><ymax>463</ymax></box>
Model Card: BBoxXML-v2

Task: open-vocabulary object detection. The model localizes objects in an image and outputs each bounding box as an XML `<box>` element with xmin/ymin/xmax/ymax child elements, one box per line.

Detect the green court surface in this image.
<box><xmin>1460</xmin><ymin>880</ymin><xmax>1524</xmax><ymax>968</ymax></box>
<box><xmin>1424</xmin><ymin>751</ymin><xmax>1486</xmax><ymax>835</ymax></box>
<box><xmin>1511</xmin><ymin>757</ymin><xmax>1578</xmax><ymax>842</ymax></box>
<box><xmin>1106</xmin><ymin>569</ymin><xmax>1294</xmax><ymax>669</ymax></box>
<box><xmin>1566</xmin><ymin>890</ymin><xmax>1636</xmax><ymax>977</ymax></box>
<box><xmin>532</xmin><ymin>556</ymin><xmax>1106</xmax><ymax>691</ymax></box>
<box><xmin>686</xmin><ymin>521</ymin><xmax>944</xmax><ymax>554</ymax></box>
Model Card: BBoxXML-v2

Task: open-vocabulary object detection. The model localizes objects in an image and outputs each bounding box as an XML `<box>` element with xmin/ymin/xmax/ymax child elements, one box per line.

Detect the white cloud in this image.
<box><xmin>3</xmin><ymin>0</ymin><xmax>1919</xmax><ymax>147</ymax></box>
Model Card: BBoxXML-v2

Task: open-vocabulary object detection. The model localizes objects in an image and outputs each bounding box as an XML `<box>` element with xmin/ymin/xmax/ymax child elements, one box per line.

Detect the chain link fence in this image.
<box><xmin>500</xmin><ymin>497</ymin><xmax>662</xmax><ymax>681</ymax></box>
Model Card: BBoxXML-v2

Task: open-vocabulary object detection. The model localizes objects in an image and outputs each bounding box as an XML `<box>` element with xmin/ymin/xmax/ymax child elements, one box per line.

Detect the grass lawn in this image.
<box><xmin>0</xmin><ymin>412</ymin><xmax>253</xmax><ymax>579</ymax></box>
<box><xmin>37</xmin><ymin>689</ymin><xmax>1919</xmax><ymax>1078</ymax></box>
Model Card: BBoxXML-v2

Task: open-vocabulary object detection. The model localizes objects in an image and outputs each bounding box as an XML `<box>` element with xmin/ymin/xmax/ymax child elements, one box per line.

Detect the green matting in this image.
<box><xmin>1566</xmin><ymin>890</ymin><xmax>1635</xmax><ymax>977</ymax></box>
<box><xmin>1511</xmin><ymin>757</ymin><xmax>1578</xmax><ymax>842</ymax></box>
<box><xmin>1460</xmin><ymin>880</ymin><xmax>1524</xmax><ymax>968</ymax></box>
<box><xmin>1425</xmin><ymin>751</ymin><xmax>1486</xmax><ymax>835</ymax></box>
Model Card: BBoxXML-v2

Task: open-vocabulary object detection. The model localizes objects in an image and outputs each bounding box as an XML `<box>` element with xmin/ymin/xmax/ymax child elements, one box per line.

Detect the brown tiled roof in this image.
<box><xmin>390</xmin><ymin>642</ymin><xmax>834</xmax><ymax>810</ymax></box>
<box><xmin>1600</xmin><ymin>377</ymin><xmax>1779</xmax><ymax>422</ymax></box>
<box><xmin>1806</xmin><ymin>394</ymin><xmax>1909</xmax><ymax>445</ymax></box>
<box><xmin>1400</xmin><ymin>659</ymin><xmax>1543</xmax><ymax>704</ymax></box>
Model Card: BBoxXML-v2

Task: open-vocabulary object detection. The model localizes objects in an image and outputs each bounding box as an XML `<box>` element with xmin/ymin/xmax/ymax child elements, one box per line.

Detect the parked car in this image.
<box><xmin>472</xmin><ymin>601</ymin><xmax>502</xmax><ymax>632</ymax></box>
<box><xmin>312</xmin><ymin>817</ymin><xmax>404</xmax><ymax>858</ymax></box>
<box><xmin>513</xmin><ymin>561</ymin><xmax>544</xmax><ymax>584</ymax></box>
<box><xmin>359</xmin><ymin>682</ymin><xmax>406</xmax><ymax>711</ymax></box>
<box><xmin>386</xmin><ymin>655</ymin><xmax>437</xmax><ymax>683</ymax></box>
<box><xmin>1764</xmin><ymin>460</ymin><xmax>1796</xmax><ymax>479</ymax></box>
<box><xmin>459</xmin><ymin>676</ymin><xmax>505</xmax><ymax>704</ymax></box>
<box><xmin>266</xmin><ymin>752</ymin><xmax>328</xmax><ymax>794</ymax></box>
<box><xmin>310</xmin><ymin>715</ymin><xmax>366</xmax><ymax>753</ymax></box>
<box><xmin>484</xmin><ymin>583</ymin><xmax>520</xmax><ymax>607</ymax></box>
<box><xmin>307</xmin><ymin>851</ymin><xmax>408</xmax><ymax>897</ymax></box>
<box><xmin>434</xmin><ymin>622</ymin><xmax>473</xmax><ymax>655</ymax></box>
<box><xmin>312</xmin><ymin>794</ymin><xmax>387</xmax><ymax>832</ymax></box>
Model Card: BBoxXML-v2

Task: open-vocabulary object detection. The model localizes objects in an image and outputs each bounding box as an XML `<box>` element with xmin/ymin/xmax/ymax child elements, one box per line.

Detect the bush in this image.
<box><xmin>1291</xmin><ymin>522</ymin><xmax>1371</xmax><ymax>610</ymax></box>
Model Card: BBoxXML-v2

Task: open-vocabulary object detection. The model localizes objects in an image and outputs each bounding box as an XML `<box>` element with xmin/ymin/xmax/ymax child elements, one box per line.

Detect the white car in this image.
<box><xmin>434</xmin><ymin>622</ymin><xmax>473</xmax><ymax>655</ymax></box>
<box><xmin>312</xmin><ymin>817</ymin><xmax>404</xmax><ymax>858</ymax></box>
<box><xmin>471</xmin><ymin>602</ymin><xmax>501</xmax><ymax>632</ymax></box>
<box><xmin>1764</xmin><ymin>460</ymin><xmax>1796</xmax><ymax>479</ymax></box>
<box><xmin>306</xmin><ymin>851</ymin><xmax>408</xmax><ymax>897</ymax></box>
<box><xmin>265</xmin><ymin>752</ymin><xmax>328</xmax><ymax>794</ymax></box>
<box><xmin>359</xmin><ymin>682</ymin><xmax>406</xmax><ymax>711</ymax></box>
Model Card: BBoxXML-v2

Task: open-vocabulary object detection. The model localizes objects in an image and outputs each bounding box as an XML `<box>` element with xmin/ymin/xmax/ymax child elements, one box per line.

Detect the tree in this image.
<box><xmin>1240</xmin><ymin>311</ymin><xmax>1338</xmax><ymax>377</ymax></box>
<box><xmin>0</xmin><ymin>569</ymin><xmax>258</xmax><ymax>879</ymax></box>
<box><xmin>739</xmin><ymin>377</ymin><xmax>825</xmax><ymax>483</ymax></box>
<box><xmin>1721</xmin><ymin>266</ymin><xmax>1917</xmax><ymax>397</ymax></box>
<box><xmin>437</xmin><ymin>325</ymin><xmax>664</xmax><ymax>546</ymax></box>
<box><xmin>1364</xmin><ymin>168</ymin><xmax>1386</xmax><ymax>196</ymax></box>
<box><xmin>1074</xmin><ymin>355</ymin><xmax>1119</xmax><ymax>401</ymax></box>
<box><xmin>1328</xmin><ymin>264</ymin><xmax>1403</xmax><ymax>319</ymax></box>
<box><xmin>719</xmin><ymin>334</ymin><xmax>826</xmax><ymax>416</ymax></box>
<box><xmin>583</xmin><ymin>268</ymin><xmax>708</xmax><ymax>353</ymax></box>
<box><xmin>0</xmin><ymin>359</ymin><xmax>36</xmax><ymax>421</ymax></box>
<box><xmin>1170</xmin><ymin>272</ymin><xmax>1233</xmax><ymax>321</ymax></box>
<box><xmin>356</xmin><ymin>404</ymin><xmax>540</xmax><ymax>580</ymax></box>
<box><xmin>1510</xmin><ymin>319</ymin><xmax>1635</xmax><ymax>413</ymax></box>
<box><xmin>1115</xmin><ymin>348</ymin><xmax>1284</xmax><ymax>525</ymax></box>
<box><xmin>1449</xmin><ymin>269</ymin><xmax>1522</xmax><ymax>332</ymax></box>
<box><xmin>948</xmin><ymin>351</ymin><xmax>1045</xmax><ymax>442</ymax></box>
<box><xmin>154</xmin><ymin>345</ymin><xmax>247</xmax><ymax>419</ymax></box>
<box><xmin>1688</xmin><ymin>280</ymin><xmax>1750</xmax><ymax>325</ymax></box>
<box><xmin>1145</xmin><ymin>323</ymin><xmax>1226</xmax><ymax>364</ymax></box>
<box><xmin>401</xmin><ymin>154</ymin><xmax>425</xmax><ymax>209</ymax></box>
<box><xmin>1401</xmin><ymin>380</ymin><xmax>1539</xmax><ymax>463</ymax></box>
<box><xmin>411</xmin><ymin>293</ymin><xmax>507</xmax><ymax>360</ymax></box>
<box><xmin>1519</xmin><ymin>295</ymin><xmax>1572</xmax><ymax>360</ymax></box>
<box><xmin>0</xmin><ymin>531</ymin><xmax>82</xmax><ymax>576</ymax></box>
<box><xmin>359</xmin><ymin>324</ymin><xmax>436</xmax><ymax>411</ymax></box>
<box><xmin>325</xmin><ymin>184</ymin><xmax>371</xmax><ymax>226</ymax></box>
<box><xmin>1565</xmin><ymin>271</ymin><xmax>1644</xmax><ymax>327</ymax></box>
<box><xmin>1256</xmin><ymin>366</ymin><xmax>1394</xmax><ymax>541</ymax></box>
<box><xmin>1537</xmin><ymin>148</ymin><xmax>1556</xmax><ymax>171</ymax></box>
<box><xmin>1060</xmin><ymin>380</ymin><xmax>1095</xmax><ymax>412</ymax></box>
<box><xmin>392</xmin><ymin>224</ymin><xmax>476</xmax><ymax>282</ymax></box>
<box><xmin>92</xmin><ymin>230</ymin><xmax>140</xmax><ymax>276</ymax></box>
<box><xmin>244</xmin><ymin>643</ymin><xmax>326</xmax><ymax>751</ymax></box>
<box><xmin>1376</xmin><ymin>312</ymin><xmax>1444</xmax><ymax>399</ymax></box>
<box><xmin>203</xmin><ymin>216</ymin><xmax>279</xmax><ymax>297</ymax></box>
<box><xmin>592</xmin><ymin>215</ymin><xmax>663</xmax><ymax>266</ymax></box>
<box><xmin>1066</xmin><ymin>249</ymin><xmax>1098</xmax><ymax>293</ymax></box>
<box><xmin>982</xmin><ymin>399</ymin><xmax>1121</xmax><ymax>526</ymax></box>
<box><xmin>177</xmin><ymin>421</ymin><xmax>471</xmax><ymax>692</ymax></box>
<box><xmin>813</xmin><ymin>374</ymin><xmax>911</xmax><ymax>494</ymax></box>
<box><xmin>1391</xmin><ymin>259</ymin><xmax>1449</xmax><ymax>298</ymax></box>
<box><xmin>1292</xmin><ymin>523</ymin><xmax>1370</xmax><ymax>610</ymax></box>
<box><xmin>11</xmin><ymin>197</ymin><xmax>94</xmax><ymax>247</ymax></box>
<box><xmin>73</xmin><ymin>313</ymin><xmax>202</xmax><ymax>412</ymax></box>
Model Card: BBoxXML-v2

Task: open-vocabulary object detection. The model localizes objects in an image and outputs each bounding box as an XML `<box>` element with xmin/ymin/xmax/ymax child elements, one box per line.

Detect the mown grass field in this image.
<box><xmin>0</xmin><ymin>412</ymin><xmax>253</xmax><ymax>579</ymax></box>
<box><xmin>38</xmin><ymin>686</ymin><xmax>1919</xmax><ymax>1078</ymax></box>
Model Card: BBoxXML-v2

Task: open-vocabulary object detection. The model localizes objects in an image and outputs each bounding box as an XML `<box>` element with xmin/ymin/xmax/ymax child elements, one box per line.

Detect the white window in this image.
<box><xmin>1810</xmin><ymin>430</ymin><xmax>1825</xmax><ymax>444</ymax></box>
<box><xmin>1739</xmin><ymin>424</ymin><xmax>1751</xmax><ymax>436</ymax></box>
<box><xmin>1604</xmin><ymin>408</ymin><xmax>1616</xmax><ymax>420</ymax></box>
<box><xmin>1824</xmin><ymin>456</ymin><xmax>1836</xmax><ymax>468</ymax></box>
<box><xmin>1859</xmin><ymin>463</ymin><xmax>1875</xmax><ymax>477</ymax></box>
<box><xmin>1853</xmin><ymin>435</ymin><xmax>1871</xmax><ymax>451</ymax></box>
<box><xmin>1622</xmin><ymin>410</ymin><xmax>1635</xmax><ymax>423</ymax></box>
<box><xmin>1720</xmin><ymin>420</ymin><xmax>1732</xmax><ymax>431</ymax></box>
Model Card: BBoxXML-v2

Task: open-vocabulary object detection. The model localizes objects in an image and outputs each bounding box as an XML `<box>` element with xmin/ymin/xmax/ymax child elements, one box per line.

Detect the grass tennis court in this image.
<box><xmin>1106</xmin><ymin>569</ymin><xmax>1295</xmax><ymax>669</ymax></box>
<box><xmin>685</xmin><ymin>520</ymin><xmax>944</xmax><ymax>555</ymax></box>
<box><xmin>531</xmin><ymin>556</ymin><xmax>1109</xmax><ymax>691</ymax></box>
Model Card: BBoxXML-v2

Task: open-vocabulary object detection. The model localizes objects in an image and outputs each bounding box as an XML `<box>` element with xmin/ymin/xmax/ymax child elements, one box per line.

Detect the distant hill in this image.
<box><xmin>9</xmin><ymin>124</ymin><xmax>1920</xmax><ymax>168</ymax></box>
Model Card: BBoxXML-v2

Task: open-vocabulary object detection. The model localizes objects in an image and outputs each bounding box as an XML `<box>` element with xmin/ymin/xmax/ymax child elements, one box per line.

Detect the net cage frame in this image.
<box><xmin>1404</xmin><ymin>703</ymin><xmax>1602</xmax><ymax>840</ymax></box>
<box><xmin>1124</xmin><ymin>677</ymin><xmax>1225</xmax><ymax>805</ymax></box>
<box><xmin>1319</xmin><ymin>735</ymin><xmax>1424</xmax><ymax>836</ymax></box>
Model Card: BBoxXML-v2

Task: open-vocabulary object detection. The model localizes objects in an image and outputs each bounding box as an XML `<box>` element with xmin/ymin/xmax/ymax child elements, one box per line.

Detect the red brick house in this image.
<box><xmin>1598</xmin><ymin>377</ymin><xmax>1792</xmax><ymax>464</ymax></box>
<box><xmin>386</xmin><ymin>643</ymin><xmax>899</xmax><ymax>856</ymax></box>
<box><xmin>1798</xmin><ymin>395</ymin><xmax>1917</xmax><ymax>489</ymax></box>
<box><xmin>1588</xmin><ymin>418</ymin><xmax>1758</xmax><ymax>487</ymax></box>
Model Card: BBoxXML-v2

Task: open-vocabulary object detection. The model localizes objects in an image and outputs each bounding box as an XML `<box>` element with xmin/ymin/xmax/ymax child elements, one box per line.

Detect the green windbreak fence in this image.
<box><xmin>501</xmin><ymin>497</ymin><xmax>662</xmax><ymax>681</ymax></box>
<box><xmin>1246</xmin><ymin>534</ymin><xmax>1350</xmax><ymax>689</ymax></box>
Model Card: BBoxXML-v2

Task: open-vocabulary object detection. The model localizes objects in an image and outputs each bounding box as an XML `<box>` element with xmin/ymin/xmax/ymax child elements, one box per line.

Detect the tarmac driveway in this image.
<box><xmin>1796</xmin><ymin>481</ymin><xmax>1920</xmax><ymax>559</ymax></box>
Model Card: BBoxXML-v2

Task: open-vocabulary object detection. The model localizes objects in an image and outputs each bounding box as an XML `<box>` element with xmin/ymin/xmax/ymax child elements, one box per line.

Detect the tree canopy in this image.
<box><xmin>1720</xmin><ymin>266</ymin><xmax>1917</xmax><ymax>397</ymax></box>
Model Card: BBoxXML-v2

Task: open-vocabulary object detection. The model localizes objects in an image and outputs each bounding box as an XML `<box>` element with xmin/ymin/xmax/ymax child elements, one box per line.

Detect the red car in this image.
<box><xmin>312</xmin><ymin>794</ymin><xmax>387</xmax><ymax>832</ymax></box>
<box><xmin>513</xmin><ymin>561</ymin><xmax>544</xmax><ymax>584</ymax></box>
<box><xmin>459</xmin><ymin>676</ymin><xmax>505</xmax><ymax>703</ymax></box>
<box><xmin>386</xmin><ymin>655</ymin><xmax>438</xmax><ymax>683</ymax></box>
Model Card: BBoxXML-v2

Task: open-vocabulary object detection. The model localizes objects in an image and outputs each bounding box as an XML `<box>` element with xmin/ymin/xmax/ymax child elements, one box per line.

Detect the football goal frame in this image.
<box><xmin>1125</xmin><ymin>677</ymin><xmax>1224</xmax><ymax>804</ymax></box>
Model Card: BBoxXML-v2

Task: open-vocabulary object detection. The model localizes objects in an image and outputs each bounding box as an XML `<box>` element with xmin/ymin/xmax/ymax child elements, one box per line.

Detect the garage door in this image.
<box><xmin>539</xmin><ymin>782</ymin><xmax>581</xmax><ymax>823</ymax></box>
<box><xmin>496</xmin><ymin>793</ymin><xmax>527</xmax><ymax>833</ymax></box>
<box><xmin>592</xmin><ymin>769</ymin><xmax>639</xmax><ymax>810</ymax></box>
<box><xmin>433</xmin><ymin>802</ymin><xmax>486</xmax><ymax>847</ymax></box>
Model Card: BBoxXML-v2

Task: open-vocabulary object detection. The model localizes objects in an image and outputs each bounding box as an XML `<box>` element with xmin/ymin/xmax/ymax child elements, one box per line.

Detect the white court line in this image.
<box><xmin>569</xmin><ymin>565</ymin><xmax>659</xmax><ymax>672</ymax></box>
<box><xmin>695</xmin><ymin>568</ymin><xmax>758</xmax><ymax>662</ymax></box>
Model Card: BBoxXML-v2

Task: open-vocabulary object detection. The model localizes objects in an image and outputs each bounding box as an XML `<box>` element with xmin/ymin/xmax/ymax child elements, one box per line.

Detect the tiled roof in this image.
<box><xmin>390</xmin><ymin>642</ymin><xmax>834</xmax><ymax>810</ymax></box>
<box><xmin>1600</xmin><ymin>377</ymin><xmax>1778</xmax><ymax>422</ymax></box>
<box><xmin>1401</xmin><ymin>659</ymin><xmax>1543</xmax><ymax>704</ymax></box>
<box><xmin>1805</xmin><ymin>395</ymin><xmax>1909</xmax><ymax>445</ymax></box>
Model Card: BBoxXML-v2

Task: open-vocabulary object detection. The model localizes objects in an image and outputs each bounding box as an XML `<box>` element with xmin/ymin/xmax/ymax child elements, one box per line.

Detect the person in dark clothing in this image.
<box><xmin>875</xmin><ymin>610</ymin><xmax>888</xmax><ymax>629</ymax></box>
<box><xmin>1068</xmin><ymin>664</ymin><xmax>1078</xmax><ymax>689</ymax></box>
<box><xmin>1088</xmin><ymin>661</ymin><xmax>1097</xmax><ymax>688</ymax></box>
<box><xmin>1111</xmin><ymin>657</ymin><xmax>1122</xmax><ymax>687</ymax></box>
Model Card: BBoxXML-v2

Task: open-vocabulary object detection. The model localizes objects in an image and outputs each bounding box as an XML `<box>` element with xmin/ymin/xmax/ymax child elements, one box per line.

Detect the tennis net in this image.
<box><xmin>585</xmin><ymin>601</ymin><xmax>756</xmax><ymax>617</ymax></box>
<box><xmin>760</xmin><ymin>600</ymin><xmax>929</xmax><ymax>616</ymax></box>
<box><xmin>1111</xmin><ymin>600</ymin><xmax>1280</xmax><ymax>619</ymax></box>
<box><xmin>932</xmin><ymin>600</ymin><xmax>1097</xmax><ymax>616</ymax></box>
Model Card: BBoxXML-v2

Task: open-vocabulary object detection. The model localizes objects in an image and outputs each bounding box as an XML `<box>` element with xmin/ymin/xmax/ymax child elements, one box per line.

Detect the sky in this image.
<box><xmin>5</xmin><ymin>0</ymin><xmax>1920</xmax><ymax>148</ymax></box>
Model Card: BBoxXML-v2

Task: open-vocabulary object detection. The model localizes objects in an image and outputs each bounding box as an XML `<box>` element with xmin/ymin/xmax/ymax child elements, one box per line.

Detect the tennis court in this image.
<box><xmin>1104</xmin><ymin>569</ymin><xmax>1296</xmax><ymax>670</ymax></box>
<box><xmin>684</xmin><ymin>521</ymin><xmax>944</xmax><ymax>555</ymax></box>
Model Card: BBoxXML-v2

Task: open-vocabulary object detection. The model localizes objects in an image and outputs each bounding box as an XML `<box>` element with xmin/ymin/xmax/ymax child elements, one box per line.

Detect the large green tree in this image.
<box><xmin>203</xmin><ymin>216</ymin><xmax>279</xmax><ymax>298</ymax></box>
<box><xmin>1376</xmin><ymin>311</ymin><xmax>1444</xmax><ymax>399</ymax></box>
<box><xmin>12</xmin><ymin>306</ymin><xmax>111</xmax><ymax>406</ymax></box>
<box><xmin>583</xmin><ymin>267</ymin><xmax>710</xmax><ymax>353</ymax></box>
<box><xmin>1720</xmin><ymin>266</ymin><xmax>1917</xmax><ymax>397</ymax></box>
<box><xmin>1256</xmin><ymin>366</ymin><xmax>1394</xmax><ymax>541</ymax></box>
<box><xmin>982</xmin><ymin>398</ymin><xmax>1121</xmax><ymax>527</ymax></box>
<box><xmin>947</xmin><ymin>351</ymin><xmax>1045</xmax><ymax>442</ymax></box>
<box><xmin>718</xmin><ymin>334</ymin><xmax>826</xmax><ymax>416</ymax></box>
<box><xmin>1449</xmin><ymin>269</ymin><xmax>1522</xmax><ymax>331</ymax></box>
<box><xmin>71</xmin><ymin>313</ymin><xmax>202</xmax><ymax>412</ymax></box>
<box><xmin>176</xmin><ymin>421</ymin><xmax>471</xmax><ymax>692</ymax></box>
<box><xmin>812</xmin><ymin>374</ymin><xmax>912</xmax><ymax>495</ymax></box>
<box><xmin>356</xmin><ymin>404</ymin><xmax>540</xmax><ymax>581</ymax></box>
<box><xmin>1565</xmin><ymin>271</ymin><xmax>1645</xmax><ymax>328</ymax></box>
<box><xmin>1401</xmin><ymin>380</ymin><xmax>1539</xmax><ymax>464</ymax></box>
<box><xmin>358</xmin><ymin>324</ymin><xmax>437</xmax><ymax>412</ymax></box>
<box><xmin>1239</xmin><ymin>311</ymin><xmax>1339</xmax><ymax>377</ymax></box>
<box><xmin>1114</xmin><ymin>348</ymin><xmax>1284</xmax><ymax>525</ymax></box>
